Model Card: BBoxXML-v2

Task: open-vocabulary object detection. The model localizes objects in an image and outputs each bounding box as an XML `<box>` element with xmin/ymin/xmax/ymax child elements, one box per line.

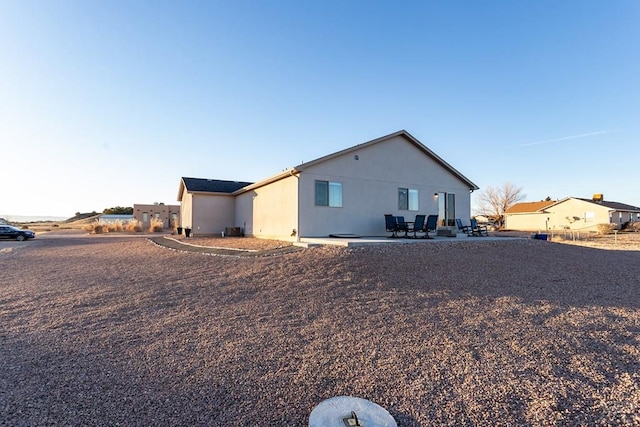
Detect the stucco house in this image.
<box><xmin>177</xmin><ymin>130</ymin><xmax>479</xmax><ymax>240</ymax></box>
<box><xmin>504</xmin><ymin>195</ymin><xmax>640</xmax><ymax>232</ymax></box>
<box><xmin>133</xmin><ymin>203</ymin><xmax>180</xmax><ymax>229</ymax></box>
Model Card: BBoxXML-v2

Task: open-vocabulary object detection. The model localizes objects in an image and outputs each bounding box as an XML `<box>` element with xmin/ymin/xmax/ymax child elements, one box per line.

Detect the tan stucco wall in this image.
<box><xmin>296</xmin><ymin>135</ymin><xmax>473</xmax><ymax>237</ymax></box>
<box><xmin>133</xmin><ymin>204</ymin><xmax>180</xmax><ymax>228</ymax></box>
<box><xmin>190</xmin><ymin>193</ymin><xmax>236</xmax><ymax>236</ymax></box>
<box><xmin>235</xmin><ymin>175</ymin><xmax>298</xmax><ymax>240</ymax></box>
<box><xmin>505</xmin><ymin>199</ymin><xmax>612</xmax><ymax>232</ymax></box>
<box><xmin>504</xmin><ymin>213</ymin><xmax>549</xmax><ymax>232</ymax></box>
<box><xmin>179</xmin><ymin>190</ymin><xmax>193</xmax><ymax>228</ymax></box>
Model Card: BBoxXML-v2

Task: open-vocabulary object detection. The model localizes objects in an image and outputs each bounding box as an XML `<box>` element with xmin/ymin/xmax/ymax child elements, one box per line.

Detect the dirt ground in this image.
<box><xmin>1</xmin><ymin>231</ymin><xmax>640</xmax><ymax>426</ymax></box>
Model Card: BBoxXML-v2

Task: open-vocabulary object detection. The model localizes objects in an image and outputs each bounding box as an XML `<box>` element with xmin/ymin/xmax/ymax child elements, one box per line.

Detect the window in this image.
<box><xmin>315</xmin><ymin>180</ymin><xmax>342</xmax><ymax>207</ymax></box>
<box><xmin>398</xmin><ymin>188</ymin><xmax>418</xmax><ymax>211</ymax></box>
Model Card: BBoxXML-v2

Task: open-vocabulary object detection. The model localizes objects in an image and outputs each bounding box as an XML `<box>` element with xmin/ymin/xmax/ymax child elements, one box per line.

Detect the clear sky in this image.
<box><xmin>1</xmin><ymin>0</ymin><xmax>639</xmax><ymax>218</ymax></box>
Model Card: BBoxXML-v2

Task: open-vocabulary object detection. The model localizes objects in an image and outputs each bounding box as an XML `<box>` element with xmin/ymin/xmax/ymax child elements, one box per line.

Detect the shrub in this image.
<box><xmin>126</xmin><ymin>220</ymin><xmax>143</xmax><ymax>232</ymax></box>
<box><xmin>625</xmin><ymin>221</ymin><xmax>640</xmax><ymax>232</ymax></box>
<box><xmin>83</xmin><ymin>221</ymin><xmax>105</xmax><ymax>234</ymax></box>
<box><xmin>597</xmin><ymin>223</ymin><xmax>616</xmax><ymax>235</ymax></box>
<box><xmin>105</xmin><ymin>221</ymin><xmax>123</xmax><ymax>232</ymax></box>
<box><xmin>149</xmin><ymin>218</ymin><xmax>164</xmax><ymax>233</ymax></box>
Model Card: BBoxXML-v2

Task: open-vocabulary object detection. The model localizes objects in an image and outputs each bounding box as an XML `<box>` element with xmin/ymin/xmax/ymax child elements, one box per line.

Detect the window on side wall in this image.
<box><xmin>315</xmin><ymin>180</ymin><xmax>343</xmax><ymax>207</ymax></box>
<box><xmin>398</xmin><ymin>188</ymin><xmax>418</xmax><ymax>211</ymax></box>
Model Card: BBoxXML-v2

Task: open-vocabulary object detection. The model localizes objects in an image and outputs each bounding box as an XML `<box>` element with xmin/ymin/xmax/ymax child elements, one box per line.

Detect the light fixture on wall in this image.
<box><xmin>354</xmin><ymin>155</ymin><xmax>359</xmax><ymax>160</ymax></box>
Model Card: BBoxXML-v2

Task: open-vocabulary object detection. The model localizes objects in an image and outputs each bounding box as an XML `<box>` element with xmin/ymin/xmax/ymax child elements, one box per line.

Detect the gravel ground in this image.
<box><xmin>1</xmin><ymin>233</ymin><xmax>640</xmax><ymax>426</ymax></box>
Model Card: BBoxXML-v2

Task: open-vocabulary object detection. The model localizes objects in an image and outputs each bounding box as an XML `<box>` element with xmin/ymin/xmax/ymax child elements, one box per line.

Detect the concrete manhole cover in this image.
<box><xmin>309</xmin><ymin>396</ymin><xmax>397</xmax><ymax>426</ymax></box>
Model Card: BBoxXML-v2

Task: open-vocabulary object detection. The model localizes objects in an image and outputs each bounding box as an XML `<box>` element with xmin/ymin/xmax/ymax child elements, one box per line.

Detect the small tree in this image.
<box><xmin>103</xmin><ymin>206</ymin><xmax>133</xmax><ymax>215</ymax></box>
<box><xmin>475</xmin><ymin>182</ymin><xmax>525</xmax><ymax>228</ymax></box>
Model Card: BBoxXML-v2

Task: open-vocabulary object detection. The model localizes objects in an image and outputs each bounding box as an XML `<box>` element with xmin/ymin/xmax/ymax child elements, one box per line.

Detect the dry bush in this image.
<box><xmin>149</xmin><ymin>218</ymin><xmax>164</xmax><ymax>233</ymax></box>
<box><xmin>624</xmin><ymin>221</ymin><xmax>640</xmax><ymax>232</ymax></box>
<box><xmin>126</xmin><ymin>220</ymin><xmax>143</xmax><ymax>232</ymax></box>
<box><xmin>83</xmin><ymin>221</ymin><xmax>105</xmax><ymax>234</ymax></box>
<box><xmin>597</xmin><ymin>223</ymin><xmax>616</xmax><ymax>235</ymax></box>
<box><xmin>105</xmin><ymin>221</ymin><xmax>123</xmax><ymax>232</ymax></box>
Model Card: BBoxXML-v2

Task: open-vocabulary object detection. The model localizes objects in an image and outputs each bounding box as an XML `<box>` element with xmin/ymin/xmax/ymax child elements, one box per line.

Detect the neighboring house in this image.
<box><xmin>504</xmin><ymin>195</ymin><xmax>640</xmax><ymax>232</ymax></box>
<box><xmin>99</xmin><ymin>214</ymin><xmax>134</xmax><ymax>224</ymax></box>
<box><xmin>133</xmin><ymin>203</ymin><xmax>181</xmax><ymax>229</ymax></box>
<box><xmin>178</xmin><ymin>130</ymin><xmax>479</xmax><ymax>240</ymax></box>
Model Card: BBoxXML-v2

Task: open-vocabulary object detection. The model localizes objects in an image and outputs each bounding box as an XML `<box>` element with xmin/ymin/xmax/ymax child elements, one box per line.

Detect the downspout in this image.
<box><xmin>290</xmin><ymin>169</ymin><xmax>300</xmax><ymax>243</ymax></box>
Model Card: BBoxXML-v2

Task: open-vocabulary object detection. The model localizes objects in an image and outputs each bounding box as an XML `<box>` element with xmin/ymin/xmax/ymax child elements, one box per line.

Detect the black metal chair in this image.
<box><xmin>396</xmin><ymin>216</ymin><xmax>409</xmax><ymax>237</ymax></box>
<box><xmin>470</xmin><ymin>218</ymin><xmax>488</xmax><ymax>236</ymax></box>
<box><xmin>456</xmin><ymin>218</ymin><xmax>472</xmax><ymax>236</ymax></box>
<box><xmin>384</xmin><ymin>214</ymin><xmax>400</xmax><ymax>238</ymax></box>
<box><xmin>409</xmin><ymin>214</ymin><xmax>426</xmax><ymax>238</ymax></box>
<box><xmin>423</xmin><ymin>214</ymin><xmax>438</xmax><ymax>239</ymax></box>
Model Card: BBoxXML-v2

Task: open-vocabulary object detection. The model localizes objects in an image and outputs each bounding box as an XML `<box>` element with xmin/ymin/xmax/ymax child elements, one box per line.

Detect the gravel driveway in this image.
<box><xmin>1</xmin><ymin>233</ymin><xmax>639</xmax><ymax>426</ymax></box>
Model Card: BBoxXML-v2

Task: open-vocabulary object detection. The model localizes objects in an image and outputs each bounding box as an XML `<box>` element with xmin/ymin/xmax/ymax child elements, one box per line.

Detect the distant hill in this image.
<box><xmin>0</xmin><ymin>215</ymin><xmax>67</xmax><ymax>223</ymax></box>
<box><xmin>64</xmin><ymin>213</ymin><xmax>101</xmax><ymax>224</ymax></box>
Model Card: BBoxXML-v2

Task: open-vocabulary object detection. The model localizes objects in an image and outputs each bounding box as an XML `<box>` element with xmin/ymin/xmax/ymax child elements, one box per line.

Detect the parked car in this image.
<box><xmin>0</xmin><ymin>225</ymin><xmax>36</xmax><ymax>241</ymax></box>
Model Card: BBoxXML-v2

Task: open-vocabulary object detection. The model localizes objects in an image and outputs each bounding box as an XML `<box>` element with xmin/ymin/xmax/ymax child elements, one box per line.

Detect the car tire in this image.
<box><xmin>16</xmin><ymin>235</ymin><xmax>25</xmax><ymax>241</ymax></box>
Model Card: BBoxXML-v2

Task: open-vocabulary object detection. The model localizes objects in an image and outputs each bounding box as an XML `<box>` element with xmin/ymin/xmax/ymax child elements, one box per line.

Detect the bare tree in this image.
<box><xmin>475</xmin><ymin>182</ymin><xmax>525</xmax><ymax>228</ymax></box>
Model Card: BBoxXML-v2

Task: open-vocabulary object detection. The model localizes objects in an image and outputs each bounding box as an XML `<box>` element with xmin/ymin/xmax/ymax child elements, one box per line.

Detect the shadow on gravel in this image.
<box><xmin>148</xmin><ymin>236</ymin><xmax>303</xmax><ymax>257</ymax></box>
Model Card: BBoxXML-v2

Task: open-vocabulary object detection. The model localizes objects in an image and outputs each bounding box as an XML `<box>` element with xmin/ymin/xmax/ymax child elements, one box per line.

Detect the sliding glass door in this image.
<box><xmin>437</xmin><ymin>192</ymin><xmax>456</xmax><ymax>227</ymax></box>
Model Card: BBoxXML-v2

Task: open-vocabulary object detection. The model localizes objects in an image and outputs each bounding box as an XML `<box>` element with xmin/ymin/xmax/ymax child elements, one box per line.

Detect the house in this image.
<box><xmin>504</xmin><ymin>195</ymin><xmax>640</xmax><ymax>232</ymax></box>
<box><xmin>177</xmin><ymin>130</ymin><xmax>479</xmax><ymax>240</ymax></box>
<box><xmin>176</xmin><ymin>180</ymin><xmax>252</xmax><ymax>235</ymax></box>
<box><xmin>133</xmin><ymin>203</ymin><xmax>181</xmax><ymax>229</ymax></box>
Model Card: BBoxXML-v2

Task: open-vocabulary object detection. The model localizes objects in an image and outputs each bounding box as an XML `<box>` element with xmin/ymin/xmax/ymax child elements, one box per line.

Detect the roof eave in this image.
<box><xmin>294</xmin><ymin>130</ymin><xmax>479</xmax><ymax>191</ymax></box>
<box><xmin>233</xmin><ymin>169</ymin><xmax>300</xmax><ymax>195</ymax></box>
<box><xmin>177</xmin><ymin>178</ymin><xmax>186</xmax><ymax>202</ymax></box>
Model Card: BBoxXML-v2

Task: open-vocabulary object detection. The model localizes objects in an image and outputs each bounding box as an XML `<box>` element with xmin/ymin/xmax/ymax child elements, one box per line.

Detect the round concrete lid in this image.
<box><xmin>309</xmin><ymin>396</ymin><xmax>397</xmax><ymax>427</ymax></box>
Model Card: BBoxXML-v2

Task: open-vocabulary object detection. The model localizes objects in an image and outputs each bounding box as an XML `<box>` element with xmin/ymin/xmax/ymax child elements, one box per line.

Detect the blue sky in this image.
<box><xmin>1</xmin><ymin>0</ymin><xmax>639</xmax><ymax>218</ymax></box>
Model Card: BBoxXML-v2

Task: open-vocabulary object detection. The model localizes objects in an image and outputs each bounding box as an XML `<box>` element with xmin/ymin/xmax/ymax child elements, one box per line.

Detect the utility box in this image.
<box><xmin>225</xmin><ymin>227</ymin><xmax>242</xmax><ymax>237</ymax></box>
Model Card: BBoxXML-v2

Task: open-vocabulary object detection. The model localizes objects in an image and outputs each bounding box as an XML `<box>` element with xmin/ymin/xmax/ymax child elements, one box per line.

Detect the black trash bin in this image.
<box><xmin>177</xmin><ymin>227</ymin><xmax>183</xmax><ymax>235</ymax></box>
<box><xmin>184</xmin><ymin>228</ymin><xmax>191</xmax><ymax>237</ymax></box>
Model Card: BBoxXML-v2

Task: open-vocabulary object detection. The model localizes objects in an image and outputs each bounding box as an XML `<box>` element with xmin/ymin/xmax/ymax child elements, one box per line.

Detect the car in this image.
<box><xmin>0</xmin><ymin>225</ymin><xmax>36</xmax><ymax>241</ymax></box>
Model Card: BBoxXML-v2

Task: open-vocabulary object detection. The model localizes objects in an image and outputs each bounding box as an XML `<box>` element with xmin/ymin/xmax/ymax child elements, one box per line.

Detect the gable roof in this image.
<box><xmin>177</xmin><ymin>177</ymin><xmax>253</xmax><ymax>200</ymax></box>
<box><xmin>296</xmin><ymin>130</ymin><xmax>479</xmax><ymax>190</ymax></box>
<box><xmin>574</xmin><ymin>198</ymin><xmax>640</xmax><ymax>212</ymax></box>
<box><xmin>506</xmin><ymin>197</ymin><xmax>640</xmax><ymax>215</ymax></box>
<box><xmin>505</xmin><ymin>201</ymin><xmax>556</xmax><ymax>214</ymax></box>
<box><xmin>236</xmin><ymin>130</ymin><xmax>479</xmax><ymax>193</ymax></box>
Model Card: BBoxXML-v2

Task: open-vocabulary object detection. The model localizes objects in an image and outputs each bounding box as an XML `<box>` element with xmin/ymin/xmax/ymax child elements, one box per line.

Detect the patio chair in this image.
<box><xmin>396</xmin><ymin>216</ymin><xmax>410</xmax><ymax>237</ymax></box>
<box><xmin>470</xmin><ymin>218</ymin><xmax>489</xmax><ymax>237</ymax></box>
<box><xmin>384</xmin><ymin>214</ymin><xmax>400</xmax><ymax>238</ymax></box>
<box><xmin>423</xmin><ymin>214</ymin><xmax>438</xmax><ymax>239</ymax></box>
<box><xmin>408</xmin><ymin>214</ymin><xmax>426</xmax><ymax>238</ymax></box>
<box><xmin>456</xmin><ymin>218</ymin><xmax>472</xmax><ymax>236</ymax></box>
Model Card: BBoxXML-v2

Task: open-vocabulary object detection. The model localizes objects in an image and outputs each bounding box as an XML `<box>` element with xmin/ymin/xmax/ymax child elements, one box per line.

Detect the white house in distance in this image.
<box><xmin>504</xmin><ymin>194</ymin><xmax>640</xmax><ymax>232</ymax></box>
<box><xmin>177</xmin><ymin>130</ymin><xmax>479</xmax><ymax>240</ymax></box>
